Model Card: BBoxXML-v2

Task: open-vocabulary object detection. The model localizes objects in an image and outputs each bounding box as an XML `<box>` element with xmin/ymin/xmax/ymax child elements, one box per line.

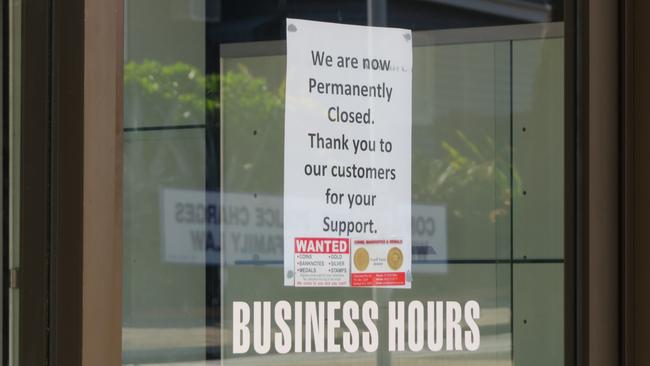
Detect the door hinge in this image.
<box><xmin>9</xmin><ymin>268</ymin><xmax>19</xmax><ymax>289</ymax></box>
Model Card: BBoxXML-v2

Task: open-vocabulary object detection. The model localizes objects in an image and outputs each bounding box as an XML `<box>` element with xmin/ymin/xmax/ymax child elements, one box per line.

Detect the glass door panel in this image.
<box><xmin>122</xmin><ymin>2</ymin><xmax>565</xmax><ymax>365</ymax></box>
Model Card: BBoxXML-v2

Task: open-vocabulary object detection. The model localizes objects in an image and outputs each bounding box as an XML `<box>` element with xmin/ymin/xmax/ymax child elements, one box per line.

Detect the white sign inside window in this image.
<box><xmin>283</xmin><ymin>18</ymin><xmax>413</xmax><ymax>288</ymax></box>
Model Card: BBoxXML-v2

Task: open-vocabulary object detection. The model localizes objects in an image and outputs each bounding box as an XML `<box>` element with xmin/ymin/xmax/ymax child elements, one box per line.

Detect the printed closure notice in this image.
<box><xmin>284</xmin><ymin>19</ymin><xmax>412</xmax><ymax>288</ymax></box>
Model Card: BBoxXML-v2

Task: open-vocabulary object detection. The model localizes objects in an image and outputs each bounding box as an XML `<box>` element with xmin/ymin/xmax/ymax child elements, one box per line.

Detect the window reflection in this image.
<box><xmin>123</xmin><ymin>1</ymin><xmax>564</xmax><ymax>365</ymax></box>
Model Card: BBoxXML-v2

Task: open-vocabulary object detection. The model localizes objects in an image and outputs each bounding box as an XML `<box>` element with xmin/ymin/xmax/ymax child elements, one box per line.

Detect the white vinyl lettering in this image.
<box><xmin>274</xmin><ymin>301</ymin><xmax>292</xmax><ymax>354</ymax></box>
<box><xmin>426</xmin><ymin>301</ymin><xmax>444</xmax><ymax>351</ymax></box>
<box><xmin>230</xmin><ymin>299</ymin><xmax>480</xmax><ymax>355</ymax></box>
<box><xmin>305</xmin><ymin>301</ymin><xmax>325</xmax><ymax>352</ymax></box>
<box><xmin>362</xmin><ymin>301</ymin><xmax>379</xmax><ymax>352</ymax></box>
<box><xmin>388</xmin><ymin>301</ymin><xmax>405</xmax><ymax>351</ymax></box>
<box><xmin>294</xmin><ymin>301</ymin><xmax>303</xmax><ymax>352</ymax></box>
<box><xmin>464</xmin><ymin>300</ymin><xmax>481</xmax><ymax>351</ymax></box>
<box><xmin>327</xmin><ymin>302</ymin><xmax>341</xmax><ymax>352</ymax></box>
<box><xmin>342</xmin><ymin>301</ymin><xmax>360</xmax><ymax>352</ymax></box>
<box><xmin>253</xmin><ymin>301</ymin><xmax>272</xmax><ymax>354</ymax></box>
<box><xmin>445</xmin><ymin>301</ymin><xmax>463</xmax><ymax>351</ymax></box>
<box><xmin>232</xmin><ymin>301</ymin><xmax>251</xmax><ymax>354</ymax></box>
<box><xmin>407</xmin><ymin>301</ymin><xmax>424</xmax><ymax>351</ymax></box>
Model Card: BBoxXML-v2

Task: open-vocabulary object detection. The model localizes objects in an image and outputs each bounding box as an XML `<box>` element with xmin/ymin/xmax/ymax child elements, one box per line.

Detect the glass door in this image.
<box><xmin>122</xmin><ymin>2</ymin><xmax>566</xmax><ymax>365</ymax></box>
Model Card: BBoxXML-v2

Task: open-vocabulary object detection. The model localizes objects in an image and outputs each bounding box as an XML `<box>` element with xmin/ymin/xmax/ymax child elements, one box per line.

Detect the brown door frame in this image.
<box><xmin>622</xmin><ymin>1</ymin><xmax>650</xmax><ymax>366</ymax></box>
<box><xmin>17</xmin><ymin>0</ymin><xmax>123</xmax><ymax>364</ymax></box>
<box><xmin>18</xmin><ymin>0</ymin><xmax>51</xmax><ymax>362</ymax></box>
<box><xmin>80</xmin><ymin>0</ymin><xmax>123</xmax><ymax>363</ymax></box>
<box><xmin>50</xmin><ymin>0</ymin><xmax>84</xmax><ymax>364</ymax></box>
<box><xmin>575</xmin><ymin>0</ymin><xmax>621</xmax><ymax>365</ymax></box>
<box><xmin>16</xmin><ymin>0</ymin><xmax>632</xmax><ymax>364</ymax></box>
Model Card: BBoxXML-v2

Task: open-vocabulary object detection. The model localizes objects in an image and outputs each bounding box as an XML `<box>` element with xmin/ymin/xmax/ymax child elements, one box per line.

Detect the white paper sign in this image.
<box><xmin>284</xmin><ymin>18</ymin><xmax>413</xmax><ymax>288</ymax></box>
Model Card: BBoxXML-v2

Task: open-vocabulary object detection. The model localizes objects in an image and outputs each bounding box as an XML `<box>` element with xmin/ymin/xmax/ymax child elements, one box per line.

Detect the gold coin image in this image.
<box><xmin>387</xmin><ymin>247</ymin><xmax>403</xmax><ymax>270</ymax></box>
<box><xmin>354</xmin><ymin>248</ymin><xmax>370</xmax><ymax>271</ymax></box>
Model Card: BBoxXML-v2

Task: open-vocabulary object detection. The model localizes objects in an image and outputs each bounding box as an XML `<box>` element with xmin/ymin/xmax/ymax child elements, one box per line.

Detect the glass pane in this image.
<box><xmin>122</xmin><ymin>1</ymin><xmax>207</xmax><ymax>362</ymax></box>
<box><xmin>122</xmin><ymin>1</ymin><xmax>565</xmax><ymax>365</ymax></box>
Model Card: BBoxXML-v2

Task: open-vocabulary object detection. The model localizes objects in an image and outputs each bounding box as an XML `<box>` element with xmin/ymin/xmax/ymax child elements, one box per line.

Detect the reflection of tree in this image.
<box><xmin>413</xmin><ymin>131</ymin><xmax>516</xmax><ymax>223</ymax></box>
<box><xmin>124</xmin><ymin>60</ymin><xmax>284</xmax><ymax>126</ymax></box>
<box><xmin>220</xmin><ymin>64</ymin><xmax>285</xmax><ymax>126</ymax></box>
<box><xmin>220</xmin><ymin>64</ymin><xmax>286</xmax><ymax>194</ymax></box>
<box><xmin>125</xmin><ymin>60</ymin><xmax>219</xmax><ymax>124</ymax></box>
